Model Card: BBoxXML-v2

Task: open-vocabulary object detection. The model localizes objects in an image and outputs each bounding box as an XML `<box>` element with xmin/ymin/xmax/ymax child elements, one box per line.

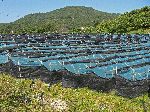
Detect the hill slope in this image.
<box><xmin>0</xmin><ymin>6</ymin><xmax>119</xmax><ymax>34</ymax></box>
<box><xmin>94</xmin><ymin>6</ymin><xmax>150</xmax><ymax>34</ymax></box>
<box><xmin>0</xmin><ymin>74</ymin><xmax>150</xmax><ymax>112</ymax></box>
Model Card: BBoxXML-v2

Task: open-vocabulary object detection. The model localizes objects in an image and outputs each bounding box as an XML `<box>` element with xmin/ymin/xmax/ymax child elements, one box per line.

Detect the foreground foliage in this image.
<box><xmin>0</xmin><ymin>74</ymin><xmax>150</xmax><ymax>112</ymax></box>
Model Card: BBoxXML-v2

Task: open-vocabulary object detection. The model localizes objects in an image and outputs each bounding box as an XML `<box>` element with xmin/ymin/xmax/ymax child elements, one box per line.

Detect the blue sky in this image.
<box><xmin>0</xmin><ymin>0</ymin><xmax>149</xmax><ymax>23</ymax></box>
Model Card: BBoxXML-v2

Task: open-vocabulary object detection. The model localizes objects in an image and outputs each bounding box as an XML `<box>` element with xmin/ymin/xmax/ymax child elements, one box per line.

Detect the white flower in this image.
<box><xmin>50</xmin><ymin>99</ymin><xmax>68</xmax><ymax>111</ymax></box>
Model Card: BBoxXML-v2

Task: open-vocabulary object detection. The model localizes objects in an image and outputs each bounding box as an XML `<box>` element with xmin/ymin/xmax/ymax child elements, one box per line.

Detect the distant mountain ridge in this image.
<box><xmin>0</xmin><ymin>6</ymin><xmax>119</xmax><ymax>34</ymax></box>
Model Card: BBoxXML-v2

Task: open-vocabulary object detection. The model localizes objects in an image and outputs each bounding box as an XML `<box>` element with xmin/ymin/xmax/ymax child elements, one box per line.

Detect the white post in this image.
<box><xmin>62</xmin><ymin>61</ymin><xmax>64</xmax><ymax>66</ymax></box>
<box><xmin>18</xmin><ymin>60</ymin><xmax>22</xmax><ymax>78</ymax></box>
<box><xmin>18</xmin><ymin>61</ymin><xmax>20</xmax><ymax>71</ymax></box>
<box><xmin>115</xmin><ymin>66</ymin><xmax>118</xmax><ymax>75</ymax></box>
<box><xmin>132</xmin><ymin>69</ymin><xmax>135</xmax><ymax>81</ymax></box>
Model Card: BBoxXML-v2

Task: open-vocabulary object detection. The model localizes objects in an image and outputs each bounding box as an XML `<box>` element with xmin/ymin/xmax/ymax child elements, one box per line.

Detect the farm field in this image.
<box><xmin>0</xmin><ymin>34</ymin><xmax>149</xmax><ymax>98</ymax></box>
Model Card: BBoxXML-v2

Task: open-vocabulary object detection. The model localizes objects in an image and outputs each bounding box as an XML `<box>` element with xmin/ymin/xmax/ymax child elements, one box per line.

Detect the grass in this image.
<box><xmin>0</xmin><ymin>73</ymin><xmax>150</xmax><ymax>112</ymax></box>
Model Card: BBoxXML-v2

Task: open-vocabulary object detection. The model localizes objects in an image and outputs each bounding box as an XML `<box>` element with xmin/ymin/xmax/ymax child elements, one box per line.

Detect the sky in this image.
<box><xmin>0</xmin><ymin>0</ymin><xmax>149</xmax><ymax>23</ymax></box>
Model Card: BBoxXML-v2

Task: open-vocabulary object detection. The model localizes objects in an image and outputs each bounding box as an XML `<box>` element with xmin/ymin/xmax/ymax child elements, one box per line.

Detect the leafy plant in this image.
<box><xmin>0</xmin><ymin>74</ymin><xmax>150</xmax><ymax>112</ymax></box>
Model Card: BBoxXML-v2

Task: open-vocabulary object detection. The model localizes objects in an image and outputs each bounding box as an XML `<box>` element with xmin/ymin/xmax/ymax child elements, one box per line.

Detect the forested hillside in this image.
<box><xmin>0</xmin><ymin>6</ymin><xmax>149</xmax><ymax>34</ymax></box>
<box><xmin>0</xmin><ymin>6</ymin><xmax>119</xmax><ymax>34</ymax></box>
<box><xmin>83</xmin><ymin>6</ymin><xmax>150</xmax><ymax>34</ymax></box>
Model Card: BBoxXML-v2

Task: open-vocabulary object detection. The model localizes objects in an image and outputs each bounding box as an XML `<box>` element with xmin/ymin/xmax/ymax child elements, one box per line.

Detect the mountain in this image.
<box><xmin>93</xmin><ymin>6</ymin><xmax>150</xmax><ymax>34</ymax></box>
<box><xmin>0</xmin><ymin>6</ymin><xmax>119</xmax><ymax>34</ymax></box>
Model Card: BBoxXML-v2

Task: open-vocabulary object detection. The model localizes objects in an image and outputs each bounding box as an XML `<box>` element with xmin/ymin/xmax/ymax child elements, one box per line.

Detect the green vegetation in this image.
<box><xmin>0</xmin><ymin>6</ymin><xmax>119</xmax><ymax>34</ymax></box>
<box><xmin>0</xmin><ymin>74</ymin><xmax>150</xmax><ymax>112</ymax></box>
<box><xmin>0</xmin><ymin>6</ymin><xmax>149</xmax><ymax>34</ymax></box>
<box><xmin>93</xmin><ymin>6</ymin><xmax>150</xmax><ymax>34</ymax></box>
